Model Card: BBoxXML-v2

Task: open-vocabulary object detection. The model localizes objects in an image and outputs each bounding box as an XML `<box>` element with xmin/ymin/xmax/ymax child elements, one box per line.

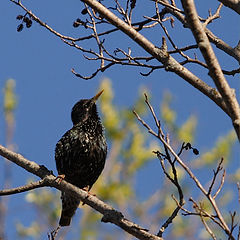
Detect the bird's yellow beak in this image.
<box><xmin>92</xmin><ymin>89</ymin><xmax>104</xmax><ymax>102</ymax></box>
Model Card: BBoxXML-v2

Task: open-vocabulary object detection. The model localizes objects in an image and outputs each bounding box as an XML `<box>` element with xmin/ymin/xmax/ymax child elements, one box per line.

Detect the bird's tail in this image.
<box><xmin>59</xmin><ymin>192</ymin><xmax>80</xmax><ymax>226</ymax></box>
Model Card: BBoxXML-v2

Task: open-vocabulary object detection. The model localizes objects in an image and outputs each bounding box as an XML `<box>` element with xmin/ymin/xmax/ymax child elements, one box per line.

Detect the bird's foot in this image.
<box><xmin>82</xmin><ymin>186</ymin><xmax>96</xmax><ymax>196</ymax></box>
<box><xmin>55</xmin><ymin>174</ymin><xmax>65</xmax><ymax>184</ymax></box>
<box><xmin>82</xmin><ymin>186</ymin><xmax>96</xmax><ymax>205</ymax></box>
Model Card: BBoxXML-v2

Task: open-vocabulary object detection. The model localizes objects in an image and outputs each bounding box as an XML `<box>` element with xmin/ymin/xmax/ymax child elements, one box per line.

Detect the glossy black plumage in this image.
<box><xmin>55</xmin><ymin>90</ymin><xmax>107</xmax><ymax>226</ymax></box>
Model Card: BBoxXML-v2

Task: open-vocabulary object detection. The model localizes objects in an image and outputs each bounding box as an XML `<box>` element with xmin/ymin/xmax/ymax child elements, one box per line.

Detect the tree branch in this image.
<box><xmin>181</xmin><ymin>0</ymin><xmax>240</xmax><ymax>141</ymax></box>
<box><xmin>0</xmin><ymin>180</ymin><xmax>47</xmax><ymax>196</ymax></box>
<box><xmin>0</xmin><ymin>144</ymin><xmax>163</xmax><ymax>240</ymax></box>
<box><xmin>83</xmin><ymin>0</ymin><xmax>233</xmax><ymax>116</ymax></box>
<box><xmin>134</xmin><ymin>95</ymin><xmax>234</xmax><ymax>239</ymax></box>
<box><xmin>10</xmin><ymin>0</ymin><xmax>76</xmax><ymax>41</ymax></box>
<box><xmin>159</xmin><ymin>1</ymin><xmax>240</xmax><ymax>64</ymax></box>
<box><xmin>154</xmin><ymin>151</ymin><xmax>185</xmax><ymax>237</ymax></box>
<box><xmin>11</xmin><ymin>0</ymin><xmax>234</xmax><ymax>122</ymax></box>
<box><xmin>217</xmin><ymin>0</ymin><xmax>240</xmax><ymax>14</ymax></box>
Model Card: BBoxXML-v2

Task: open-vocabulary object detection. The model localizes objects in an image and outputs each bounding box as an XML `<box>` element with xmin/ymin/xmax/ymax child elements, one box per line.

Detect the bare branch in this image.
<box><xmin>192</xmin><ymin>201</ymin><xmax>217</xmax><ymax>240</ymax></box>
<box><xmin>154</xmin><ymin>151</ymin><xmax>185</xmax><ymax>237</ymax></box>
<box><xmin>11</xmin><ymin>0</ymin><xmax>234</xmax><ymax>119</ymax></box>
<box><xmin>76</xmin><ymin>0</ymin><xmax>230</xmax><ymax>118</ymax></box>
<box><xmin>134</xmin><ymin>94</ymin><xmax>233</xmax><ymax>238</ymax></box>
<box><xmin>213</xmin><ymin>169</ymin><xmax>225</xmax><ymax>199</ymax></box>
<box><xmin>10</xmin><ymin>0</ymin><xmax>76</xmax><ymax>41</ymax></box>
<box><xmin>205</xmin><ymin>28</ymin><xmax>240</xmax><ymax>64</ymax></box>
<box><xmin>153</xmin><ymin>0</ymin><xmax>185</xmax><ymax>14</ymax></box>
<box><xmin>217</xmin><ymin>0</ymin><xmax>240</xmax><ymax>14</ymax></box>
<box><xmin>203</xmin><ymin>3</ymin><xmax>223</xmax><ymax>27</ymax></box>
<box><xmin>48</xmin><ymin>226</ymin><xmax>60</xmax><ymax>240</ymax></box>
<box><xmin>207</xmin><ymin>158</ymin><xmax>224</xmax><ymax>196</ymax></box>
<box><xmin>161</xmin><ymin>2</ymin><xmax>240</xmax><ymax>63</ymax></box>
<box><xmin>0</xmin><ymin>180</ymin><xmax>47</xmax><ymax>196</ymax></box>
<box><xmin>237</xmin><ymin>182</ymin><xmax>240</xmax><ymax>204</ymax></box>
<box><xmin>71</xmin><ymin>64</ymin><xmax>114</xmax><ymax>80</ymax></box>
<box><xmin>168</xmin><ymin>44</ymin><xmax>198</xmax><ymax>53</ymax></box>
<box><xmin>181</xmin><ymin>0</ymin><xmax>240</xmax><ymax>141</ymax></box>
<box><xmin>144</xmin><ymin>94</ymin><xmax>161</xmax><ymax>131</ymax></box>
<box><xmin>0</xmin><ymin>144</ymin><xmax>163</xmax><ymax>240</ymax></box>
<box><xmin>229</xmin><ymin>212</ymin><xmax>237</xmax><ymax>240</ymax></box>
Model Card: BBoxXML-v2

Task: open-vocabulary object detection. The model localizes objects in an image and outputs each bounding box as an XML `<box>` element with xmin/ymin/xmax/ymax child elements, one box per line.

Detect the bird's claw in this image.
<box><xmin>55</xmin><ymin>174</ymin><xmax>65</xmax><ymax>184</ymax></box>
<box><xmin>82</xmin><ymin>186</ymin><xmax>96</xmax><ymax>205</ymax></box>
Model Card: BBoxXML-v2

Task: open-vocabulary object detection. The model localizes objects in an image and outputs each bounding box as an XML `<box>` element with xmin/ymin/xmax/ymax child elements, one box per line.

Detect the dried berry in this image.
<box><xmin>193</xmin><ymin>148</ymin><xmax>199</xmax><ymax>155</ymax></box>
<box><xmin>26</xmin><ymin>19</ymin><xmax>32</xmax><ymax>28</ymax></box>
<box><xmin>185</xmin><ymin>142</ymin><xmax>192</xmax><ymax>150</ymax></box>
<box><xmin>16</xmin><ymin>15</ymin><xmax>23</xmax><ymax>20</ymax></box>
<box><xmin>73</xmin><ymin>21</ymin><xmax>79</xmax><ymax>28</ymax></box>
<box><xmin>23</xmin><ymin>16</ymin><xmax>29</xmax><ymax>23</ymax></box>
<box><xmin>81</xmin><ymin>8</ymin><xmax>88</xmax><ymax>15</ymax></box>
<box><xmin>130</xmin><ymin>0</ymin><xmax>136</xmax><ymax>9</ymax></box>
<box><xmin>73</xmin><ymin>18</ymin><xmax>83</xmax><ymax>28</ymax></box>
<box><xmin>17</xmin><ymin>24</ymin><xmax>24</xmax><ymax>32</ymax></box>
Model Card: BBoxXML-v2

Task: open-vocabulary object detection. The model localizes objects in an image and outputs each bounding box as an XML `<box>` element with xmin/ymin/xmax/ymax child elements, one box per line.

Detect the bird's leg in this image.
<box><xmin>49</xmin><ymin>226</ymin><xmax>61</xmax><ymax>239</ymax></box>
<box><xmin>82</xmin><ymin>186</ymin><xmax>90</xmax><ymax>192</ymax></box>
<box><xmin>82</xmin><ymin>186</ymin><xmax>96</xmax><ymax>205</ymax></box>
<box><xmin>82</xmin><ymin>186</ymin><xmax>96</xmax><ymax>196</ymax></box>
<box><xmin>55</xmin><ymin>174</ymin><xmax>65</xmax><ymax>184</ymax></box>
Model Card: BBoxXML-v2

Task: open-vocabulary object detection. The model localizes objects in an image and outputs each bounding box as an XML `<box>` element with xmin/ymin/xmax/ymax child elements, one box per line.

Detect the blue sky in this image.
<box><xmin>1</xmin><ymin>0</ymin><xmax>239</xmax><ymax>239</ymax></box>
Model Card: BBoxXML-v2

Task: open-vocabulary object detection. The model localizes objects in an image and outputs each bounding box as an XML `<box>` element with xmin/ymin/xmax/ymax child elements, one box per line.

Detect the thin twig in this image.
<box><xmin>194</xmin><ymin>201</ymin><xmax>217</xmax><ymax>240</ymax></box>
<box><xmin>154</xmin><ymin>151</ymin><xmax>184</xmax><ymax>237</ymax></box>
<box><xmin>203</xmin><ymin>3</ymin><xmax>222</xmax><ymax>27</ymax></box>
<box><xmin>48</xmin><ymin>226</ymin><xmax>61</xmax><ymax>240</ymax></box>
<box><xmin>213</xmin><ymin>169</ymin><xmax>225</xmax><ymax>199</ymax></box>
<box><xmin>0</xmin><ymin>180</ymin><xmax>47</xmax><ymax>196</ymax></box>
<box><xmin>10</xmin><ymin>0</ymin><xmax>76</xmax><ymax>41</ymax></box>
<box><xmin>237</xmin><ymin>182</ymin><xmax>240</xmax><ymax>204</ymax></box>
<box><xmin>228</xmin><ymin>212</ymin><xmax>237</xmax><ymax>240</ymax></box>
<box><xmin>207</xmin><ymin>158</ymin><xmax>224</xmax><ymax>196</ymax></box>
<box><xmin>134</xmin><ymin>94</ymin><xmax>232</xmax><ymax>237</ymax></box>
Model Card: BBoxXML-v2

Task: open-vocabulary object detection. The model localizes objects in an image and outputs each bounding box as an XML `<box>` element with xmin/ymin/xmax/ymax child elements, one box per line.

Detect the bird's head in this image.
<box><xmin>71</xmin><ymin>90</ymin><xmax>104</xmax><ymax>125</ymax></box>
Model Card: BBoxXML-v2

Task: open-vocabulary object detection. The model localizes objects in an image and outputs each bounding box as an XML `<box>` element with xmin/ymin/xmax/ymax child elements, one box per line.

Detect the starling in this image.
<box><xmin>55</xmin><ymin>90</ymin><xmax>107</xmax><ymax>227</ymax></box>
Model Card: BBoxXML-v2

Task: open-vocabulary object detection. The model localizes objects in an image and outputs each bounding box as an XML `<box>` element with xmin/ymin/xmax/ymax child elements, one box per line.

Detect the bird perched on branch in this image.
<box><xmin>55</xmin><ymin>90</ymin><xmax>107</xmax><ymax>227</ymax></box>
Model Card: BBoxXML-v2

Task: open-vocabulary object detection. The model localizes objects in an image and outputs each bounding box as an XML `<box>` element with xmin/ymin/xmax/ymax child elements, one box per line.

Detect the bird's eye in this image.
<box><xmin>84</xmin><ymin>103</ymin><xmax>90</xmax><ymax>110</ymax></box>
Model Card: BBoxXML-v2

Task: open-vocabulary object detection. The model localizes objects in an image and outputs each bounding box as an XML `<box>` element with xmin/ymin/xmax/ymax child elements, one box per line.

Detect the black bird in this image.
<box><xmin>55</xmin><ymin>90</ymin><xmax>107</xmax><ymax>226</ymax></box>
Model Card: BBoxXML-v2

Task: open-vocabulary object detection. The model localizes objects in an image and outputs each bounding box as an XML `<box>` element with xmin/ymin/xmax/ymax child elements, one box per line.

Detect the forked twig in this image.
<box><xmin>154</xmin><ymin>150</ymin><xmax>184</xmax><ymax>237</ymax></box>
<box><xmin>207</xmin><ymin>158</ymin><xmax>224</xmax><ymax>196</ymax></box>
<box><xmin>134</xmin><ymin>93</ymin><xmax>233</xmax><ymax>238</ymax></box>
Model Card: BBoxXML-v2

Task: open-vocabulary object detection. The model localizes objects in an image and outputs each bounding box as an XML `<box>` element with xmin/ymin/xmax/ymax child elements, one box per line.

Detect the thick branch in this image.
<box><xmin>0</xmin><ymin>144</ymin><xmax>162</xmax><ymax>240</ymax></box>
<box><xmin>181</xmin><ymin>0</ymin><xmax>240</xmax><ymax>141</ymax></box>
<box><xmin>217</xmin><ymin>0</ymin><xmax>240</xmax><ymax>14</ymax></box>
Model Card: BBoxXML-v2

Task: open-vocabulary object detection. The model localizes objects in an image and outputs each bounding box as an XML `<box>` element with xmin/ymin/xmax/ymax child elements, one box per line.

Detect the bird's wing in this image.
<box><xmin>55</xmin><ymin>126</ymin><xmax>88</xmax><ymax>177</ymax></box>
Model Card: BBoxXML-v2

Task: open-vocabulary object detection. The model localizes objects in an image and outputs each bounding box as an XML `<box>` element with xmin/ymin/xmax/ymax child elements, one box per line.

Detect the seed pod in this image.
<box><xmin>16</xmin><ymin>15</ymin><xmax>23</xmax><ymax>20</ymax></box>
<box><xmin>193</xmin><ymin>148</ymin><xmax>199</xmax><ymax>155</ymax></box>
<box><xmin>73</xmin><ymin>18</ymin><xmax>81</xmax><ymax>28</ymax></box>
<box><xmin>23</xmin><ymin>16</ymin><xmax>29</xmax><ymax>23</ymax></box>
<box><xmin>17</xmin><ymin>24</ymin><xmax>24</xmax><ymax>32</ymax></box>
<box><xmin>26</xmin><ymin>19</ymin><xmax>32</xmax><ymax>28</ymax></box>
<box><xmin>81</xmin><ymin>8</ymin><xmax>88</xmax><ymax>15</ymax></box>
